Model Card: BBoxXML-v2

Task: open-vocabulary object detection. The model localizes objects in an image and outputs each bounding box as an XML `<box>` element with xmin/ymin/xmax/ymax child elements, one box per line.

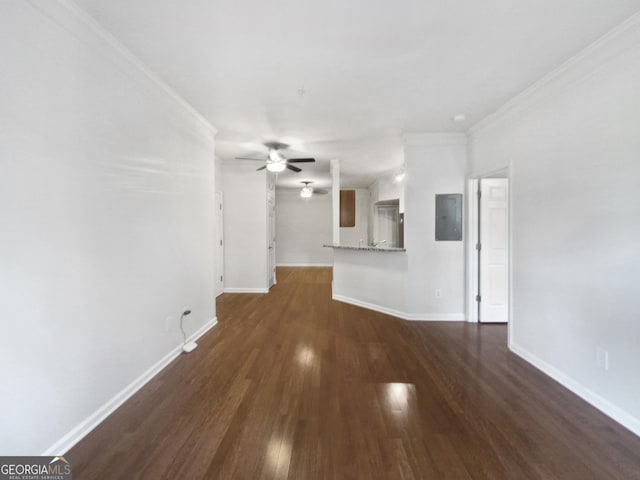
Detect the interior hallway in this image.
<box><xmin>68</xmin><ymin>267</ymin><xmax>640</xmax><ymax>479</ymax></box>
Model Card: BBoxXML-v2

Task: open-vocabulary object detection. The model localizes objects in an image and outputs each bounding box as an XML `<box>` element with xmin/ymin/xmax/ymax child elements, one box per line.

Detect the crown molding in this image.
<box><xmin>470</xmin><ymin>10</ymin><xmax>640</xmax><ymax>139</ymax></box>
<box><xmin>27</xmin><ymin>0</ymin><xmax>217</xmax><ymax>137</ymax></box>
<box><xmin>402</xmin><ymin>132</ymin><xmax>468</xmax><ymax>147</ymax></box>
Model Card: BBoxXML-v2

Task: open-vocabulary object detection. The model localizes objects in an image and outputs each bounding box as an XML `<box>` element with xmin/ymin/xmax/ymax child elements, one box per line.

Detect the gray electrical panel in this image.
<box><xmin>435</xmin><ymin>194</ymin><xmax>463</xmax><ymax>241</ymax></box>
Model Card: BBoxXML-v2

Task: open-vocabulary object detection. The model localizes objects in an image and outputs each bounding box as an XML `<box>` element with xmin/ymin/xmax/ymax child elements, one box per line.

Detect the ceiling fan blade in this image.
<box><xmin>313</xmin><ymin>188</ymin><xmax>329</xmax><ymax>195</ymax></box>
<box><xmin>286</xmin><ymin>164</ymin><xmax>302</xmax><ymax>173</ymax></box>
<box><xmin>256</xmin><ymin>165</ymin><xmax>267</xmax><ymax>171</ymax></box>
<box><xmin>235</xmin><ymin>157</ymin><xmax>266</xmax><ymax>161</ymax></box>
<box><xmin>287</xmin><ymin>158</ymin><xmax>315</xmax><ymax>163</ymax></box>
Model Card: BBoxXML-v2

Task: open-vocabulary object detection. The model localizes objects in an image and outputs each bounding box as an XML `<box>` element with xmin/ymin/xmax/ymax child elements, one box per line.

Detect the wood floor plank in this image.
<box><xmin>67</xmin><ymin>267</ymin><xmax>640</xmax><ymax>479</ymax></box>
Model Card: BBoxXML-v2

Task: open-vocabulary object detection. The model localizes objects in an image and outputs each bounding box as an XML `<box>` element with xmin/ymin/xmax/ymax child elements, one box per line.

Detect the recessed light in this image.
<box><xmin>453</xmin><ymin>113</ymin><xmax>466</xmax><ymax>123</ymax></box>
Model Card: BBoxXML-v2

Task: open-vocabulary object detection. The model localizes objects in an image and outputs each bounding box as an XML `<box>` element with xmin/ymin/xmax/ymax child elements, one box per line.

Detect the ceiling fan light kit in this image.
<box><xmin>268</xmin><ymin>148</ymin><xmax>284</xmax><ymax>163</ymax></box>
<box><xmin>298</xmin><ymin>181</ymin><xmax>329</xmax><ymax>197</ymax></box>
<box><xmin>300</xmin><ymin>185</ymin><xmax>313</xmax><ymax>198</ymax></box>
<box><xmin>266</xmin><ymin>161</ymin><xmax>286</xmax><ymax>172</ymax></box>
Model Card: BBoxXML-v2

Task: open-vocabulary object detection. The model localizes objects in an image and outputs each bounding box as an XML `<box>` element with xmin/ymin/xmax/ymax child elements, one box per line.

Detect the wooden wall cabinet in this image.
<box><xmin>340</xmin><ymin>190</ymin><xmax>356</xmax><ymax>227</ymax></box>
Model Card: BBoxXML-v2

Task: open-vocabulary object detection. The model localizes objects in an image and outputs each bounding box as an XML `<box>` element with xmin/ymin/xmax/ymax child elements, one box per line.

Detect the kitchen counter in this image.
<box><xmin>323</xmin><ymin>243</ymin><xmax>406</xmax><ymax>252</ymax></box>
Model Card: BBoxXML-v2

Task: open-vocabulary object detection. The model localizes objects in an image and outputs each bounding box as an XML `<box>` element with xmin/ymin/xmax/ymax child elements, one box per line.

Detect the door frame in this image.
<box><xmin>466</xmin><ymin>166</ymin><xmax>512</xmax><ymax>329</ymax></box>
<box><xmin>215</xmin><ymin>191</ymin><xmax>224</xmax><ymax>297</ymax></box>
<box><xmin>267</xmin><ymin>189</ymin><xmax>276</xmax><ymax>288</ymax></box>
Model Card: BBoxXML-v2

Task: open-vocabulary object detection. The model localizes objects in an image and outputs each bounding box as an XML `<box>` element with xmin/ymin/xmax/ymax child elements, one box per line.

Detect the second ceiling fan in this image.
<box><xmin>235</xmin><ymin>142</ymin><xmax>315</xmax><ymax>173</ymax></box>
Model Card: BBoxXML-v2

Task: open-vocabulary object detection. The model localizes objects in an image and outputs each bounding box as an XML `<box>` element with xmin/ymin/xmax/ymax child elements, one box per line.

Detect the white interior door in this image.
<box><xmin>479</xmin><ymin>179</ymin><xmax>509</xmax><ymax>323</ymax></box>
<box><xmin>215</xmin><ymin>192</ymin><xmax>224</xmax><ymax>296</ymax></box>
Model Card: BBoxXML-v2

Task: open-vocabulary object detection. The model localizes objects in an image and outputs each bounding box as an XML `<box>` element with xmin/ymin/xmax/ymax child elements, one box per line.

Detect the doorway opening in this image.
<box><xmin>373</xmin><ymin>199</ymin><xmax>402</xmax><ymax>248</ymax></box>
<box><xmin>467</xmin><ymin>169</ymin><xmax>510</xmax><ymax>324</ymax></box>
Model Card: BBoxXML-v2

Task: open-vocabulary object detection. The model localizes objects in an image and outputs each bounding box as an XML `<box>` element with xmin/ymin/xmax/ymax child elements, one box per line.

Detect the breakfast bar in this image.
<box><xmin>324</xmin><ymin>243</ymin><xmax>408</xmax><ymax>317</ymax></box>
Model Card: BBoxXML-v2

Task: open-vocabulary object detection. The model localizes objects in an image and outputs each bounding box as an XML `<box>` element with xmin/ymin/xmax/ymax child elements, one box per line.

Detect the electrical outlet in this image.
<box><xmin>435</xmin><ymin>289</ymin><xmax>442</xmax><ymax>299</ymax></box>
<box><xmin>596</xmin><ymin>347</ymin><xmax>609</xmax><ymax>371</ymax></box>
<box><xmin>165</xmin><ymin>316</ymin><xmax>172</xmax><ymax>332</ymax></box>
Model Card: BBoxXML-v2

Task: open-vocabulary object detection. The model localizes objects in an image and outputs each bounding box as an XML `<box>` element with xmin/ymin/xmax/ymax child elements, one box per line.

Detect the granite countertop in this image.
<box><xmin>323</xmin><ymin>243</ymin><xmax>406</xmax><ymax>252</ymax></box>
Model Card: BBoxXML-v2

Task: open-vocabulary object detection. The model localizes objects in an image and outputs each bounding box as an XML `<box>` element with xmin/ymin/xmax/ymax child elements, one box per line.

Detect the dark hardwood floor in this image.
<box><xmin>68</xmin><ymin>267</ymin><xmax>640</xmax><ymax>479</ymax></box>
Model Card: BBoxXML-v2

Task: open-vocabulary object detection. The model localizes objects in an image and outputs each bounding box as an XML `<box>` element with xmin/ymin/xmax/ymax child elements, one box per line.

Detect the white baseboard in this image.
<box><xmin>333</xmin><ymin>294</ymin><xmax>408</xmax><ymax>319</ymax></box>
<box><xmin>404</xmin><ymin>313</ymin><xmax>466</xmax><ymax>321</ymax></box>
<box><xmin>509</xmin><ymin>341</ymin><xmax>640</xmax><ymax>438</ymax></box>
<box><xmin>223</xmin><ymin>287</ymin><xmax>269</xmax><ymax>294</ymax></box>
<box><xmin>276</xmin><ymin>263</ymin><xmax>333</xmax><ymax>267</ymax></box>
<box><xmin>332</xmin><ymin>294</ymin><xmax>465</xmax><ymax>322</ymax></box>
<box><xmin>42</xmin><ymin>317</ymin><xmax>218</xmax><ymax>456</ymax></box>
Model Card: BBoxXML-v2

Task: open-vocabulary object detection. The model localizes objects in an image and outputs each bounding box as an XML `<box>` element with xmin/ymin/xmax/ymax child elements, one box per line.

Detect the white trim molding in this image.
<box><xmin>42</xmin><ymin>317</ymin><xmax>218</xmax><ymax>456</ymax></box>
<box><xmin>510</xmin><ymin>342</ymin><xmax>640</xmax><ymax>438</ymax></box>
<box><xmin>469</xmin><ymin>10</ymin><xmax>640</xmax><ymax>139</ymax></box>
<box><xmin>276</xmin><ymin>263</ymin><xmax>333</xmax><ymax>267</ymax></box>
<box><xmin>404</xmin><ymin>313</ymin><xmax>466</xmax><ymax>322</ymax></box>
<box><xmin>28</xmin><ymin>0</ymin><xmax>216</xmax><ymax>137</ymax></box>
<box><xmin>333</xmin><ymin>294</ymin><xmax>407</xmax><ymax>319</ymax></box>
<box><xmin>466</xmin><ymin>178</ymin><xmax>480</xmax><ymax>324</ymax></box>
<box><xmin>223</xmin><ymin>287</ymin><xmax>269</xmax><ymax>294</ymax></box>
<box><xmin>333</xmin><ymin>294</ymin><xmax>465</xmax><ymax>322</ymax></box>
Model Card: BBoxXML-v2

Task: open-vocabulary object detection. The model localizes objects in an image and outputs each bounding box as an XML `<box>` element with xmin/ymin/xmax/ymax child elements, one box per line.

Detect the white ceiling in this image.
<box><xmin>75</xmin><ymin>0</ymin><xmax>640</xmax><ymax>187</ymax></box>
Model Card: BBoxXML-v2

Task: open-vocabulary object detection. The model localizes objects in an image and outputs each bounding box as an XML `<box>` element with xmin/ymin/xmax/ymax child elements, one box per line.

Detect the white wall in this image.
<box><xmin>0</xmin><ymin>1</ymin><xmax>216</xmax><ymax>455</ymax></box>
<box><xmin>275</xmin><ymin>190</ymin><xmax>333</xmax><ymax>266</ymax></box>
<box><xmin>332</xmin><ymin>249</ymin><xmax>408</xmax><ymax>315</ymax></box>
<box><xmin>215</xmin><ymin>155</ymin><xmax>224</xmax><ymax>193</ymax></box>
<box><xmin>340</xmin><ymin>188</ymin><xmax>369</xmax><ymax>246</ymax></box>
<box><xmin>404</xmin><ymin>135</ymin><xmax>467</xmax><ymax>319</ymax></box>
<box><xmin>222</xmin><ymin>162</ymin><xmax>268</xmax><ymax>292</ymax></box>
<box><xmin>331</xmin><ymin>159</ymin><xmax>340</xmax><ymax>244</ymax></box>
<box><xmin>373</xmin><ymin>177</ymin><xmax>405</xmax><ymax>213</ymax></box>
<box><xmin>332</xmin><ymin>135</ymin><xmax>467</xmax><ymax>321</ymax></box>
<box><xmin>469</xmin><ymin>14</ymin><xmax>640</xmax><ymax>435</ymax></box>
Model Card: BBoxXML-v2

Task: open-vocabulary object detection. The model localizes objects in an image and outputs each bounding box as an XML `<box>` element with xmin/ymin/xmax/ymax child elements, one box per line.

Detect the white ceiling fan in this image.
<box><xmin>235</xmin><ymin>142</ymin><xmax>315</xmax><ymax>173</ymax></box>
<box><xmin>300</xmin><ymin>181</ymin><xmax>328</xmax><ymax>198</ymax></box>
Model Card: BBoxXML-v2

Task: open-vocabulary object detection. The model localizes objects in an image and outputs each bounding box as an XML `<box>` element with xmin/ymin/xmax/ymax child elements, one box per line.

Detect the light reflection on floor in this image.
<box><xmin>295</xmin><ymin>344</ymin><xmax>316</xmax><ymax>368</ymax></box>
<box><xmin>383</xmin><ymin>382</ymin><xmax>416</xmax><ymax>419</ymax></box>
<box><xmin>266</xmin><ymin>436</ymin><xmax>292</xmax><ymax>479</ymax></box>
